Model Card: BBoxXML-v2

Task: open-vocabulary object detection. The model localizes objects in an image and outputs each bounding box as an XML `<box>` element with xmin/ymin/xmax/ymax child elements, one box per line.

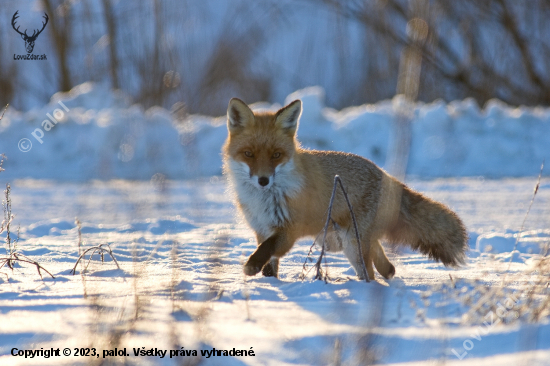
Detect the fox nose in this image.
<box><xmin>258</xmin><ymin>177</ymin><xmax>269</xmax><ymax>187</ymax></box>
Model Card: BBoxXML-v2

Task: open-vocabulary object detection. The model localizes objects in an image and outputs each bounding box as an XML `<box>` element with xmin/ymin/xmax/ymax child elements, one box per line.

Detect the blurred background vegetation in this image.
<box><xmin>2</xmin><ymin>0</ymin><xmax>550</xmax><ymax>115</ymax></box>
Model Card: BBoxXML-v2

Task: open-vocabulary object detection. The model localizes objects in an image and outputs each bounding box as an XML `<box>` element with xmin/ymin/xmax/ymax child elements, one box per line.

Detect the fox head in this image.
<box><xmin>224</xmin><ymin>98</ymin><xmax>302</xmax><ymax>190</ymax></box>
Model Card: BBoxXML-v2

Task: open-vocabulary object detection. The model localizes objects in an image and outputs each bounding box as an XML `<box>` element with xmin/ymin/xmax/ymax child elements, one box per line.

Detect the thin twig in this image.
<box><xmin>0</xmin><ymin>106</ymin><xmax>8</xmax><ymax>174</ymax></box>
<box><xmin>314</xmin><ymin>177</ymin><xmax>340</xmax><ymax>282</ymax></box>
<box><xmin>337</xmin><ymin>177</ymin><xmax>370</xmax><ymax>282</ymax></box>
<box><xmin>2</xmin><ymin>184</ymin><xmax>16</xmax><ymax>255</ymax></box>
<box><xmin>70</xmin><ymin>243</ymin><xmax>120</xmax><ymax>275</ymax></box>
<box><xmin>0</xmin><ymin>253</ymin><xmax>55</xmax><ymax>279</ymax></box>
<box><xmin>300</xmin><ymin>231</ymin><xmax>324</xmax><ymax>280</ymax></box>
<box><xmin>0</xmin><ymin>104</ymin><xmax>7</xmax><ymax>120</ymax></box>
<box><xmin>0</xmin><ymin>153</ymin><xmax>6</xmax><ymax>173</ymax></box>
<box><xmin>75</xmin><ymin>217</ymin><xmax>82</xmax><ymax>256</ymax></box>
<box><xmin>313</xmin><ymin>175</ymin><xmax>370</xmax><ymax>282</ymax></box>
<box><xmin>507</xmin><ymin>160</ymin><xmax>544</xmax><ymax>271</ymax></box>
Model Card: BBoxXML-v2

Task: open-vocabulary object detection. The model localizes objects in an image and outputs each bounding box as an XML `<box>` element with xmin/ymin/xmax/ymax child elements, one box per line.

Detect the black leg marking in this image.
<box><xmin>244</xmin><ymin>234</ymin><xmax>278</xmax><ymax>276</ymax></box>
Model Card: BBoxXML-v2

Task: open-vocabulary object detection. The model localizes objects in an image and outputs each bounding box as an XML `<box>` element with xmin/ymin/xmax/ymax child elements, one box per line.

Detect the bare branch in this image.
<box><xmin>312</xmin><ymin>175</ymin><xmax>370</xmax><ymax>282</ymax></box>
<box><xmin>498</xmin><ymin>0</ymin><xmax>547</xmax><ymax>93</ymax></box>
<box><xmin>70</xmin><ymin>243</ymin><xmax>120</xmax><ymax>275</ymax></box>
<box><xmin>0</xmin><ymin>253</ymin><xmax>55</xmax><ymax>280</ymax></box>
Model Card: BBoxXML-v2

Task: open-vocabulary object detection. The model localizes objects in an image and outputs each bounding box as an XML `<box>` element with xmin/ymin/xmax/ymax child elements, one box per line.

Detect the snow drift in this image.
<box><xmin>0</xmin><ymin>83</ymin><xmax>548</xmax><ymax>181</ymax></box>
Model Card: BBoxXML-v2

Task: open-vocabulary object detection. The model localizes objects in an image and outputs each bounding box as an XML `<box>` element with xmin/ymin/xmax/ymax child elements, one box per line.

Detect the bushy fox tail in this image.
<box><xmin>386</xmin><ymin>185</ymin><xmax>468</xmax><ymax>266</ymax></box>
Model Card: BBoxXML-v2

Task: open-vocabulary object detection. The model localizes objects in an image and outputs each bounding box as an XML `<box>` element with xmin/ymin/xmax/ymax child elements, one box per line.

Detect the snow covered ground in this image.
<box><xmin>0</xmin><ymin>177</ymin><xmax>549</xmax><ymax>365</ymax></box>
<box><xmin>1</xmin><ymin>84</ymin><xmax>550</xmax><ymax>365</ymax></box>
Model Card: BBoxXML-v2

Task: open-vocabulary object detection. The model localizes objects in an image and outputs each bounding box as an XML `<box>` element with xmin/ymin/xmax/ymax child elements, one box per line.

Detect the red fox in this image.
<box><xmin>223</xmin><ymin>98</ymin><xmax>468</xmax><ymax>280</ymax></box>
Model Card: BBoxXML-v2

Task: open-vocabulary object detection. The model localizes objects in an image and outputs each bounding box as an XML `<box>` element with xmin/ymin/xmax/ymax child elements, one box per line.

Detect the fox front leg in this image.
<box><xmin>244</xmin><ymin>233</ymin><xmax>279</xmax><ymax>276</ymax></box>
<box><xmin>261</xmin><ymin>258</ymin><xmax>279</xmax><ymax>277</ymax></box>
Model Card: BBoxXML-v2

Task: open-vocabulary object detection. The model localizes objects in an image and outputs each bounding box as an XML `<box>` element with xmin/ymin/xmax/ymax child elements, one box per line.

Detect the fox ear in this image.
<box><xmin>275</xmin><ymin>100</ymin><xmax>301</xmax><ymax>135</ymax></box>
<box><xmin>227</xmin><ymin>98</ymin><xmax>254</xmax><ymax>133</ymax></box>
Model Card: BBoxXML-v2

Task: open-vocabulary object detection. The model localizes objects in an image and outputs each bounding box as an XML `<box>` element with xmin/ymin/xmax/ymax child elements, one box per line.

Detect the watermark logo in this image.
<box><xmin>451</xmin><ymin>270</ymin><xmax>542</xmax><ymax>359</ymax></box>
<box><xmin>18</xmin><ymin>138</ymin><xmax>32</xmax><ymax>153</ymax></box>
<box><xmin>12</xmin><ymin>10</ymin><xmax>48</xmax><ymax>60</ymax></box>
<box><xmin>18</xmin><ymin>101</ymin><xmax>70</xmax><ymax>152</ymax></box>
<box><xmin>451</xmin><ymin>292</ymin><xmax>518</xmax><ymax>360</ymax></box>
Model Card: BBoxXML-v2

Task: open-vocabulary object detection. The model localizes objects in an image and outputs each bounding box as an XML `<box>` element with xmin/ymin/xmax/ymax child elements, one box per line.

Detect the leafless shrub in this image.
<box><xmin>0</xmin><ymin>183</ymin><xmax>55</xmax><ymax>280</ymax></box>
<box><xmin>6</xmin><ymin>1</ymin><xmax>550</xmax><ymax>112</ymax></box>
<box><xmin>0</xmin><ymin>252</ymin><xmax>55</xmax><ymax>280</ymax></box>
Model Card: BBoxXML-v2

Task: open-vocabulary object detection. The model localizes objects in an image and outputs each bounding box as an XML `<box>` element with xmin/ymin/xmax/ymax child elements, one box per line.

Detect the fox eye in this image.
<box><xmin>244</xmin><ymin>151</ymin><xmax>254</xmax><ymax>158</ymax></box>
<box><xmin>272</xmin><ymin>152</ymin><xmax>281</xmax><ymax>159</ymax></box>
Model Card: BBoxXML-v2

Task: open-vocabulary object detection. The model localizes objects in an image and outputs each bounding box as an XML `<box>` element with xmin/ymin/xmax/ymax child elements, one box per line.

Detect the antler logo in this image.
<box><xmin>12</xmin><ymin>11</ymin><xmax>49</xmax><ymax>54</ymax></box>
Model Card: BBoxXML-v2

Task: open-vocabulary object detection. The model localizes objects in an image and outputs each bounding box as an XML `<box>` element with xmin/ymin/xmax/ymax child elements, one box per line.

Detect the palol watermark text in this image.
<box><xmin>18</xmin><ymin>100</ymin><xmax>70</xmax><ymax>152</ymax></box>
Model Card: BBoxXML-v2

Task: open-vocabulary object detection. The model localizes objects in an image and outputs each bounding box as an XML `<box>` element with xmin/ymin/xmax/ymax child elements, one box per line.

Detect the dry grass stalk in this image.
<box><xmin>70</xmin><ymin>243</ymin><xmax>120</xmax><ymax>275</ymax></box>
<box><xmin>507</xmin><ymin>160</ymin><xmax>544</xmax><ymax>269</ymax></box>
<box><xmin>0</xmin><ymin>153</ymin><xmax>5</xmax><ymax>174</ymax></box>
<box><xmin>1</xmin><ymin>184</ymin><xmax>15</xmax><ymax>253</ymax></box>
<box><xmin>0</xmin><ymin>252</ymin><xmax>55</xmax><ymax>279</ymax></box>
<box><xmin>1</xmin><ymin>183</ymin><xmax>55</xmax><ymax>280</ymax></box>
<box><xmin>0</xmin><ymin>104</ymin><xmax>7</xmax><ymax>121</ymax></box>
<box><xmin>75</xmin><ymin>217</ymin><xmax>82</xmax><ymax>256</ymax></box>
<box><xmin>418</xmin><ymin>163</ymin><xmax>550</xmax><ymax>327</ymax></box>
<box><xmin>462</xmin><ymin>162</ymin><xmax>546</xmax><ymax>321</ymax></box>
<box><xmin>301</xmin><ymin>175</ymin><xmax>369</xmax><ymax>282</ymax></box>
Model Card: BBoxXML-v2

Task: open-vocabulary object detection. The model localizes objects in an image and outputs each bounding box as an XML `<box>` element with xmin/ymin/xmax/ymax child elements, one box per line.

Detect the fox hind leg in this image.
<box><xmin>342</xmin><ymin>234</ymin><xmax>375</xmax><ymax>280</ymax></box>
<box><xmin>370</xmin><ymin>239</ymin><xmax>395</xmax><ymax>279</ymax></box>
<box><xmin>342</xmin><ymin>234</ymin><xmax>395</xmax><ymax>280</ymax></box>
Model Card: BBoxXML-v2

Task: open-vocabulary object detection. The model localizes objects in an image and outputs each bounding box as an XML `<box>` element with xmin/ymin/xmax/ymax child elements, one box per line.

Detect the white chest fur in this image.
<box><xmin>225</xmin><ymin>158</ymin><xmax>303</xmax><ymax>238</ymax></box>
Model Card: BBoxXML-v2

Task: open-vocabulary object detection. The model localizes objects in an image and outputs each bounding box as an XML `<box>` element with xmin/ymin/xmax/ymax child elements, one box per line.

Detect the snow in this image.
<box><xmin>0</xmin><ymin>177</ymin><xmax>549</xmax><ymax>365</ymax></box>
<box><xmin>1</xmin><ymin>83</ymin><xmax>549</xmax><ymax>181</ymax></box>
<box><xmin>1</xmin><ymin>84</ymin><xmax>550</xmax><ymax>365</ymax></box>
<box><xmin>476</xmin><ymin>230</ymin><xmax>550</xmax><ymax>255</ymax></box>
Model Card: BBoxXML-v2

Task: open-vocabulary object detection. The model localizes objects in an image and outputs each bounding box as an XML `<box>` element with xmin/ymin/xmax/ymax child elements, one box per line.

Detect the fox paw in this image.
<box><xmin>243</xmin><ymin>264</ymin><xmax>261</xmax><ymax>276</ymax></box>
<box><xmin>385</xmin><ymin>264</ymin><xmax>396</xmax><ymax>280</ymax></box>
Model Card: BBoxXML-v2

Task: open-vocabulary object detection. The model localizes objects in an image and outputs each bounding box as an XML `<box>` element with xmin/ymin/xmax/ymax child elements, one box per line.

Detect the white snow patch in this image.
<box><xmin>1</xmin><ymin>83</ymin><xmax>549</xmax><ymax>181</ymax></box>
